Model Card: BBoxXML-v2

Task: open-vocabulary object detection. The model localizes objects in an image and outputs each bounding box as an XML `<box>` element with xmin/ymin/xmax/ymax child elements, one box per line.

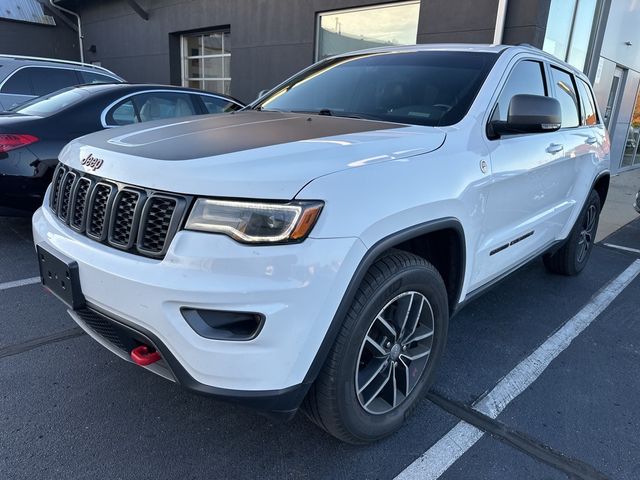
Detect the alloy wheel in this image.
<box><xmin>577</xmin><ymin>204</ymin><xmax>597</xmax><ymax>263</ymax></box>
<box><xmin>355</xmin><ymin>291</ymin><xmax>435</xmax><ymax>415</ymax></box>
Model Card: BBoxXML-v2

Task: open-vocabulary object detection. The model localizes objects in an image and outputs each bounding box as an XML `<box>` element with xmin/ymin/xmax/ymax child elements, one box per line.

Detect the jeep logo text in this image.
<box><xmin>80</xmin><ymin>154</ymin><xmax>104</xmax><ymax>171</ymax></box>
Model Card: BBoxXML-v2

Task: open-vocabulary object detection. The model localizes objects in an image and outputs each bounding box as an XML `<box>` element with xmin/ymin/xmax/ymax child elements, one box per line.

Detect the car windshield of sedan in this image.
<box><xmin>256</xmin><ymin>50</ymin><xmax>497</xmax><ymax>127</ymax></box>
<box><xmin>11</xmin><ymin>87</ymin><xmax>91</xmax><ymax>117</ymax></box>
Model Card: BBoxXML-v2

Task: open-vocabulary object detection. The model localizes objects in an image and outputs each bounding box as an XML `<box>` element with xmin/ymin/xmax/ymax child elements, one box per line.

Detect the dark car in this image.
<box><xmin>634</xmin><ymin>189</ymin><xmax>640</xmax><ymax>214</ymax></box>
<box><xmin>0</xmin><ymin>83</ymin><xmax>244</xmax><ymax>214</ymax></box>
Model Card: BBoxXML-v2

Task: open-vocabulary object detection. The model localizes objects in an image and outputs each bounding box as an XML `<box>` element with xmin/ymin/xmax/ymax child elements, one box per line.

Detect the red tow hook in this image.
<box><xmin>130</xmin><ymin>345</ymin><xmax>161</xmax><ymax>366</ymax></box>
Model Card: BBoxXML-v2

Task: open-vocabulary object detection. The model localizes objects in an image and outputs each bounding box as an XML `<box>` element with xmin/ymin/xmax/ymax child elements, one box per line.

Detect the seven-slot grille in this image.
<box><xmin>49</xmin><ymin>164</ymin><xmax>189</xmax><ymax>258</ymax></box>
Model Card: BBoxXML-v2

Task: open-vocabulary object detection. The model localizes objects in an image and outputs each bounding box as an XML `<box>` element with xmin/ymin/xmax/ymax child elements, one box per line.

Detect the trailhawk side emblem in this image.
<box><xmin>80</xmin><ymin>153</ymin><xmax>104</xmax><ymax>171</ymax></box>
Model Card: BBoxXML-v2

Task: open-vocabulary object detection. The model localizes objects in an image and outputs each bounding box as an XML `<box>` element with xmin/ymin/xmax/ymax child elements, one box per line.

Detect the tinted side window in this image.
<box><xmin>491</xmin><ymin>60</ymin><xmax>546</xmax><ymax>122</ymax></box>
<box><xmin>201</xmin><ymin>96</ymin><xmax>240</xmax><ymax>113</ymax></box>
<box><xmin>1</xmin><ymin>68</ymin><xmax>34</xmax><ymax>95</ymax></box>
<box><xmin>106</xmin><ymin>99</ymin><xmax>139</xmax><ymax>126</ymax></box>
<box><xmin>576</xmin><ymin>78</ymin><xmax>598</xmax><ymax>126</ymax></box>
<box><xmin>133</xmin><ymin>92</ymin><xmax>197</xmax><ymax>122</ymax></box>
<box><xmin>31</xmin><ymin>68</ymin><xmax>79</xmax><ymax>96</ymax></box>
<box><xmin>550</xmin><ymin>67</ymin><xmax>579</xmax><ymax>128</ymax></box>
<box><xmin>81</xmin><ymin>71</ymin><xmax>118</xmax><ymax>84</ymax></box>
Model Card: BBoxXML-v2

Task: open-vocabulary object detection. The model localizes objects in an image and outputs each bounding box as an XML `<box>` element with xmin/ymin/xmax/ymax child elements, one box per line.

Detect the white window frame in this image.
<box><xmin>314</xmin><ymin>1</ymin><xmax>420</xmax><ymax>61</ymax></box>
<box><xmin>180</xmin><ymin>31</ymin><xmax>231</xmax><ymax>93</ymax></box>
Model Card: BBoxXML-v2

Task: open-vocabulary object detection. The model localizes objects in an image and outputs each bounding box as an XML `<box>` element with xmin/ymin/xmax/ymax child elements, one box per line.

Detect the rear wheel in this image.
<box><xmin>303</xmin><ymin>250</ymin><xmax>449</xmax><ymax>444</ymax></box>
<box><xmin>543</xmin><ymin>189</ymin><xmax>601</xmax><ymax>276</ymax></box>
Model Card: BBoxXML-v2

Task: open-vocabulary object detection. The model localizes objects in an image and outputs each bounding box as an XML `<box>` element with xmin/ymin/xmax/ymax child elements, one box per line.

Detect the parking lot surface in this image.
<box><xmin>2</xmin><ymin>216</ymin><xmax>639</xmax><ymax>479</ymax></box>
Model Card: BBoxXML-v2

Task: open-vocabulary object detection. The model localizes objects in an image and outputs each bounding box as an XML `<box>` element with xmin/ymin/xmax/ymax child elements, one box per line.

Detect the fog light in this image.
<box><xmin>181</xmin><ymin>308</ymin><xmax>264</xmax><ymax>341</ymax></box>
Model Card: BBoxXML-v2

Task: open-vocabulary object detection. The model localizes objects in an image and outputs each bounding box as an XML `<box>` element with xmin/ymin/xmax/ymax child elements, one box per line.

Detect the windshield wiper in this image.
<box><xmin>290</xmin><ymin>109</ymin><xmax>373</xmax><ymax>120</ymax></box>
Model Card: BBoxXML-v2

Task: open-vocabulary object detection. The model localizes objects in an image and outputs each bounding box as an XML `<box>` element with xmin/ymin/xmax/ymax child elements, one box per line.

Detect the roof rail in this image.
<box><xmin>0</xmin><ymin>54</ymin><xmax>117</xmax><ymax>75</ymax></box>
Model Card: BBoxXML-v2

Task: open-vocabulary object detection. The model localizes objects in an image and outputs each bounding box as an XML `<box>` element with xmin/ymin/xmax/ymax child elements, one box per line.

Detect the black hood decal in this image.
<box><xmin>83</xmin><ymin>111</ymin><xmax>403</xmax><ymax>160</ymax></box>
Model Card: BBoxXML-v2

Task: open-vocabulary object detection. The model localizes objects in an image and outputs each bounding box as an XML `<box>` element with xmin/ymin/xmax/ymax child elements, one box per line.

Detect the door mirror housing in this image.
<box><xmin>488</xmin><ymin>94</ymin><xmax>562</xmax><ymax>138</ymax></box>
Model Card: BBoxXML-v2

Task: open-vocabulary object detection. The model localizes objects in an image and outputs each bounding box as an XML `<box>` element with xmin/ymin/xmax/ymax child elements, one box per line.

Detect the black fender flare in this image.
<box><xmin>299</xmin><ymin>217</ymin><xmax>466</xmax><ymax>391</ymax></box>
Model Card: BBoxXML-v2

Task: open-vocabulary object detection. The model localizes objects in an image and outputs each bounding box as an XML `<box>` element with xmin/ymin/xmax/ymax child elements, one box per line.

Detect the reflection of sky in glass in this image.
<box><xmin>320</xmin><ymin>2</ymin><xmax>420</xmax><ymax>46</ymax></box>
<box><xmin>567</xmin><ymin>0</ymin><xmax>597</xmax><ymax>70</ymax></box>
<box><xmin>543</xmin><ymin>0</ymin><xmax>577</xmax><ymax>59</ymax></box>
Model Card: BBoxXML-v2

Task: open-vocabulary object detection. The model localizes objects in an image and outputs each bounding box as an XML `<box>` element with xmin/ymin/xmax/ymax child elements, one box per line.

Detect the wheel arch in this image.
<box><xmin>593</xmin><ymin>171</ymin><xmax>610</xmax><ymax>206</ymax></box>
<box><xmin>300</xmin><ymin>217</ymin><xmax>466</xmax><ymax>390</ymax></box>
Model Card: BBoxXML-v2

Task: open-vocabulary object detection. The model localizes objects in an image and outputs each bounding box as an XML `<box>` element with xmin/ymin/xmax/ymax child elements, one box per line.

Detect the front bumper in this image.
<box><xmin>33</xmin><ymin>202</ymin><xmax>366</xmax><ymax>411</ymax></box>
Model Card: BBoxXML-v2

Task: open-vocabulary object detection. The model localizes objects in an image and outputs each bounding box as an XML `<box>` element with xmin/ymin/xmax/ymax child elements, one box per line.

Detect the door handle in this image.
<box><xmin>585</xmin><ymin>136</ymin><xmax>598</xmax><ymax>145</ymax></box>
<box><xmin>546</xmin><ymin>143</ymin><xmax>564</xmax><ymax>154</ymax></box>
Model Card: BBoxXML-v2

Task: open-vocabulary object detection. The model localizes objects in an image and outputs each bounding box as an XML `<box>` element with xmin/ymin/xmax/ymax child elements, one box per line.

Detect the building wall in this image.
<box><xmin>0</xmin><ymin>18</ymin><xmax>78</xmax><ymax>60</ymax></box>
<box><xmin>591</xmin><ymin>0</ymin><xmax>640</xmax><ymax>172</ymax></box>
<box><xmin>76</xmin><ymin>0</ymin><xmax>547</xmax><ymax>103</ymax></box>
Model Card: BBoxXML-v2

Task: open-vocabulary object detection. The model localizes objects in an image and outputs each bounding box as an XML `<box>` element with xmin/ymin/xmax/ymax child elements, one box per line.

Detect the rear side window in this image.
<box><xmin>30</xmin><ymin>67</ymin><xmax>79</xmax><ymax>96</ymax></box>
<box><xmin>105</xmin><ymin>92</ymin><xmax>198</xmax><ymax>126</ymax></box>
<box><xmin>576</xmin><ymin>78</ymin><xmax>598</xmax><ymax>126</ymax></box>
<box><xmin>107</xmin><ymin>99</ymin><xmax>139</xmax><ymax>126</ymax></box>
<box><xmin>81</xmin><ymin>71</ymin><xmax>118</xmax><ymax>84</ymax></box>
<box><xmin>200</xmin><ymin>95</ymin><xmax>240</xmax><ymax>113</ymax></box>
<box><xmin>1</xmin><ymin>68</ymin><xmax>34</xmax><ymax>95</ymax></box>
<box><xmin>491</xmin><ymin>60</ymin><xmax>546</xmax><ymax>122</ymax></box>
<box><xmin>550</xmin><ymin>67</ymin><xmax>579</xmax><ymax>128</ymax></box>
<box><xmin>133</xmin><ymin>92</ymin><xmax>197</xmax><ymax>122</ymax></box>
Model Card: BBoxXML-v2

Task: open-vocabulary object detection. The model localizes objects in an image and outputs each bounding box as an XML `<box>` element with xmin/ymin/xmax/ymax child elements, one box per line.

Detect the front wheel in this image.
<box><xmin>543</xmin><ymin>189</ymin><xmax>601</xmax><ymax>276</ymax></box>
<box><xmin>303</xmin><ymin>250</ymin><xmax>449</xmax><ymax>444</ymax></box>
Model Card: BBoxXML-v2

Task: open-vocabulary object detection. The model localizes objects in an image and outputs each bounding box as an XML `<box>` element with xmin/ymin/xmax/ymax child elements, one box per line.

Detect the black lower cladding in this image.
<box><xmin>76</xmin><ymin>306</ymin><xmax>308</xmax><ymax>418</ymax></box>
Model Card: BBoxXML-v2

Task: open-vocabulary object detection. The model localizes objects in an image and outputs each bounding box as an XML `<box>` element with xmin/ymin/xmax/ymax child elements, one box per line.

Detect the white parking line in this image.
<box><xmin>0</xmin><ymin>276</ymin><xmax>41</xmax><ymax>291</ymax></box>
<box><xmin>395</xmin><ymin>259</ymin><xmax>640</xmax><ymax>480</ymax></box>
<box><xmin>603</xmin><ymin>243</ymin><xmax>640</xmax><ymax>255</ymax></box>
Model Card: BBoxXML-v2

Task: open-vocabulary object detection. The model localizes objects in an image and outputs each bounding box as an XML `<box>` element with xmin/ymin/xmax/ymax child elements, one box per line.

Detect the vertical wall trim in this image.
<box><xmin>493</xmin><ymin>0</ymin><xmax>508</xmax><ymax>44</ymax></box>
<box><xmin>585</xmin><ymin>0</ymin><xmax>612</xmax><ymax>82</ymax></box>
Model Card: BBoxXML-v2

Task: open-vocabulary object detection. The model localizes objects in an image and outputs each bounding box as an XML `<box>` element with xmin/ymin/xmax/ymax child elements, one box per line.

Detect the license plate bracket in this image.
<box><xmin>37</xmin><ymin>244</ymin><xmax>86</xmax><ymax>309</ymax></box>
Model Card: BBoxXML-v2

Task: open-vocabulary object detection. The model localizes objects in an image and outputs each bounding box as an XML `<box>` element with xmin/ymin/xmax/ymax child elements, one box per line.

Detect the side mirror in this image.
<box><xmin>489</xmin><ymin>94</ymin><xmax>561</xmax><ymax>138</ymax></box>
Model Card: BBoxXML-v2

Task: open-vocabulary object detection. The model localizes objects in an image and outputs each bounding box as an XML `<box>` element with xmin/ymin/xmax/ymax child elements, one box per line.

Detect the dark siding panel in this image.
<box><xmin>75</xmin><ymin>0</ymin><xmax>548</xmax><ymax>102</ymax></box>
<box><xmin>0</xmin><ymin>19</ymin><xmax>78</xmax><ymax>60</ymax></box>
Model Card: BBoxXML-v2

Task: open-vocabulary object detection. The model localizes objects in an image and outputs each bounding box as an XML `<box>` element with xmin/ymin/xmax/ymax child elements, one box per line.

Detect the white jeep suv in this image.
<box><xmin>33</xmin><ymin>44</ymin><xmax>610</xmax><ymax>443</ymax></box>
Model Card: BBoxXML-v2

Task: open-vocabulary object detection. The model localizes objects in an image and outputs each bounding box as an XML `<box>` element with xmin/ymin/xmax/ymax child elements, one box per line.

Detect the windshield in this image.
<box><xmin>257</xmin><ymin>51</ymin><xmax>497</xmax><ymax>127</ymax></box>
<box><xmin>12</xmin><ymin>87</ymin><xmax>90</xmax><ymax>117</ymax></box>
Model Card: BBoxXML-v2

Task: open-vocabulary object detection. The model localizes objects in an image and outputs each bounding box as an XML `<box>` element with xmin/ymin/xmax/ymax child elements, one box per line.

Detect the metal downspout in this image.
<box><xmin>49</xmin><ymin>0</ymin><xmax>84</xmax><ymax>62</ymax></box>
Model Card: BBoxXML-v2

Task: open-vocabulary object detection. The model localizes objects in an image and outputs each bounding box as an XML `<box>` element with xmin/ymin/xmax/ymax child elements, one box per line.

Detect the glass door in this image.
<box><xmin>622</xmin><ymin>83</ymin><xmax>640</xmax><ymax>168</ymax></box>
<box><xmin>604</xmin><ymin>67</ymin><xmax>623</xmax><ymax>128</ymax></box>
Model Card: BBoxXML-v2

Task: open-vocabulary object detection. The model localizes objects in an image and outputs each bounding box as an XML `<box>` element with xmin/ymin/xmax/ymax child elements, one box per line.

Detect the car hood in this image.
<box><xmin>60</xmin><ymin>111</ymin><xmax>446</xmax><ymax>199</ymax></box>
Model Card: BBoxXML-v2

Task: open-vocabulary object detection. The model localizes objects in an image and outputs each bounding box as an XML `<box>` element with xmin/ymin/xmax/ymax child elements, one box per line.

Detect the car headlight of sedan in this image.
<box><xmin>185</xmin><ymin>198</ymin><xmax>324</xmax><ymax>244</ymax></box>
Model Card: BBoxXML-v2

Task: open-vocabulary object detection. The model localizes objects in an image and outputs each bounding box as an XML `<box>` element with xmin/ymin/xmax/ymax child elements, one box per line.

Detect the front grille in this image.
<box><xmin>70</xmin><ymin>177</ymin><xmax>91</xmax><ymax>230</ymax></box>
<box><xmin>49</xmin><ymin>164</ymin><xmax>189</xmax><ymax>258</ymax></box>
<box><xmin>139</xmin><ymin>196</ymin><xmax>177</xmax><ymax>254</ymax></box>
<box><xmin>109</xmin><ymin>189</ymin><xmax>142</xmax><ymax>248</ymax></box>
<box><xmin>50</xmin><ymin>166</ymin><xmax>66</xmax><ymax>212</ymax></box>
<box><xmin>58</xmin><ymin>171</ymin><xmax>76</xmax><ymax>221</ymax></box>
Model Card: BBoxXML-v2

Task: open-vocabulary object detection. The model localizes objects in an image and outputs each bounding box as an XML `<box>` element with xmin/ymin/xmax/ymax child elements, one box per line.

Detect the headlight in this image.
<box><xmin>185</xmin><ymin>198</ymin><xmax>323</xmax><ymax>244</ymax></box>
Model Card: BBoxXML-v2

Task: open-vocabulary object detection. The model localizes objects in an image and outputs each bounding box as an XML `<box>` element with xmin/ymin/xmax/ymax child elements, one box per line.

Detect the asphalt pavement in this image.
<box><xmin>1</xmin><ymin>215</ymin><xmax>639</xmax><ymax>480</ymax></box>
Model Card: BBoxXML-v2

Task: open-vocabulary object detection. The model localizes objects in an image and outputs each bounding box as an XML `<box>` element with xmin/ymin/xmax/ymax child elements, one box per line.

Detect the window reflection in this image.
<box><xmin>543</xmin><ymin>0</ymin><xmax>597</xmax><ymax>72</ymax></box>
<box><xmin>622</xmin><ymin>86</ymin><xmax>640</xmax><ymax>168</ymax></box>
<box><xmin>316</xmin><ymin>2</ymin><xmax>420</xmax><ymax>60</ymax></box>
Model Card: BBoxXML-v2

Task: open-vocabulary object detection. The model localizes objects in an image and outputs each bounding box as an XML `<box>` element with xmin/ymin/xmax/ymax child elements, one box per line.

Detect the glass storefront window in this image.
<box><xmin>543</xmin><ymin>0</ymin><xmax>576</xmax><ymax>60</ymax></box>
<box><xmin>316</xmin><ymin>1</ymin><xmax>420</xmax><ymax>60</ymax></box>
<box><xmin>543</xmin><ymin>0</ymin><xmax>597</xmax><ymax>72</ymax></box>
<box><xmin>622</xmin><ymin>85</ymin><xmax>640</xmax><ymax>168</ymax></box>
<box><xmin>181</xmin><ymin>31</ymin><xmax>231</xmax><ymax>95</ymax></box>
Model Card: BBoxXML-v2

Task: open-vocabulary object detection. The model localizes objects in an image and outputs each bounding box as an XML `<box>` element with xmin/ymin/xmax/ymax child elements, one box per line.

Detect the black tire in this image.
<box><xmin>303</xmin><ymin>250</ymin><xmax>449</xmax><ymax>444</ymax></box>
<box><xmin>543</xmin><ymin>189</ymin><xmax>601</xmax><ymax>276</ymax></box>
